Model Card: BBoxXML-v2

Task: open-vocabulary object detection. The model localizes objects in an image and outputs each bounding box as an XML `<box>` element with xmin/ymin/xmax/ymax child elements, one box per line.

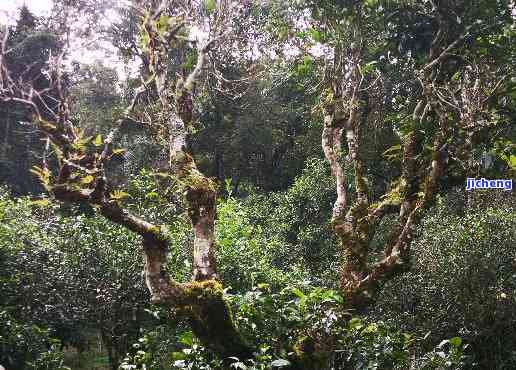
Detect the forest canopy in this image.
<box><xmin>0</xmin><ymin>1</ymin><xmax>515</xmax><ymax>369</ymax></box>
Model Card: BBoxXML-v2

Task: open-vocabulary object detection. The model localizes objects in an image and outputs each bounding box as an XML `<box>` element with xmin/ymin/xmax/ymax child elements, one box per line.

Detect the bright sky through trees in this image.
<box><xmin>0</xmin><ymin>0</ymin><xmax>136</xmax><ymax>81</ymax></box>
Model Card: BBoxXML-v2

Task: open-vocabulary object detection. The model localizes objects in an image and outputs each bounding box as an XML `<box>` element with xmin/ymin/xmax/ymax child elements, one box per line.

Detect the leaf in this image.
<box><xmin>291</xmin><ymin>288</ymin><xmax>306</xmax><ymax>299</ymax></box>
<box><xmin>362</xmin><ymin>323</ymin><xmax>377</xmax><ymax>334</ymax></box>
<box><xmin>178</xmin><ymin>331</ymin><xmax>194</xmax><ymax>346</ymax></box>
<box><xmin>144</xmin><ymin>308</ymin><xmax>160</xmax><ymax>319</ymax></box>
<box><xmin>308</xmin><ymin>28</ymin><xmax>321</xmax><ymax>42</ymax></box>
<box><xmin>451</xmin><ymin>71</ymin><xmax>461</xmax><ymax>81</ymax></box>
<box><xmin>109</xmin><ymin>190</ymin><xmax>131</xmax><ymax>200</ymax></box>
<box><xmin>93</xmin><ymin>134</ymin><xmax>103</xmax><ymax>147</ymax></box>
<box><xmin>383</xmin><ymin>144</ymin><xmax>402</xmax><ymax>154</ymax></box>
<box><xmin>365</xmin><ymin>0</ymin><xmax>379</xmax><ymax>6</ymax></box>
<box><xmin>230</xmin><ymin>361</ymin><xmax>247</xmax><ymax>369</ymax></box>
<box><xmin>80</xmin><ymin>175</ymin><xmax>95</xmax><ymax>184</ymax></box>
<box><xmin>449</xmin><ymin>337</ymin><xmax>462</xmax><ymax>347</ymax></box>
<box><xmin>360</xmin><ymin>61</ymin><xmax>378</xmax><ymax>75</ymax></box>
<box><xmin>257</xmin><ymin>283</ymin><xmax>270</xmax><ymax>290</ymax></box>
<box><xmin>171</xmin><ymin>351</ymin><xmax>186</xmax><ymax>361</ymax></box>
<box><xmin>182</xmin><ymin>52</ymin><xmax>197</xmax><ymax>72</ymax></box>
<box><xmin>143</xmin><ymin>192</ymin><xmax>160</xmax><ymax>202</ymax></box>
<box><xmin>30</xmin><ymin>166</ymin><xmax>51</xmax><ymax>189</ymax></box>
<box><xmin>348</xmin><ymin>317</ymin><xmax>363</xmax><ymax>330</ymax></box>
<box><xmin>30</xmin><ymin>198</ymin><xmax>51</xmax><ymax>207</ymax></box>
<box><xmin>156</xmin><ymin>13</ymin><xmax>170</xmax><ymax>32</ymax></box>
<box><xmin>271</xmin><ymin>359</ymin><xmax>291</xmax><ymax>367</ymax></box>
<box><xmin>382</xmin><ymin>144</ymin><xmax>402</xmax><ymax>161</ymax></box>
<box><xmin>112</xmin><ymin>148</ymin><xmax>126</xmax><ymax>156</ymax></box>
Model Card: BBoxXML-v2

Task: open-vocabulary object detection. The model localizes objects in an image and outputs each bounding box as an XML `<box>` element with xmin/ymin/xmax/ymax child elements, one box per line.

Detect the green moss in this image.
<box><xmin>182</xmin><ymin>280</ymin><xmax>224</xmax><ymax>303</ymax></box>
<box><xmin>180</xmin><ymin>280</ymin><xmax>253</xmax><ymax>361</ymax></box>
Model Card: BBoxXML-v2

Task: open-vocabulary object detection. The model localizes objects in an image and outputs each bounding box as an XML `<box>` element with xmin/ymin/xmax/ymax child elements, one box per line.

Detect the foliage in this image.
<box><xmin>0</xmin><ymin>311</ymin><xmax>69</xmax><ymax>370</ymax></box>
<box><xmin>244</xmin><ymin>158</ymin><xmax>339</xmax><ymax>285</ymax></box>
<box><xmin>373</xmin><ymin>190</ymin><xmax>516</xmax><ymax>369</ymax></box>
<box><xmin>0</xmin><ymin>188</ymin><xmax>152</xmax><ymax>368</ymax></box>
<box><xmin>215</xmin><ymin>192</ymin><xmax>302</xmax><ymax>292</ymax></box>
<box><xmin>417</xmin><ymin>337</ymin><xmax>469</xmax><ymax>370</ymax></box>
<box><xmin>193</xmin><ymin>63</ymin><xmax>321</xmax><ymax>193</ymax></box>
<box><xmin>123</xmin><ymin>169</ymin><xmax>310</xmax><ymax>291</ymax></box>
<box><xmin>120</xmin><ymin>284</ymin><xmax>469</xmax><ymax>369</ymax></box>
<box><xmin>0</xmin><ymin>6</ymin><xmax>61</xmax><ymax>195</ymax></box>
<box><xmin>69</xmin><ymin>62</ymin><xmax>121</xmax><ymax>136</ymax></box>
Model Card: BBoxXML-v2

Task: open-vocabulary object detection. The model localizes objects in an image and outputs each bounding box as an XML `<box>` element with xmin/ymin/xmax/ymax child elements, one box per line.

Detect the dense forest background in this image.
<box><xmin>0</xmin><ymin>1</ymin><xmax>515</xmax><ymax>369</ymax></box>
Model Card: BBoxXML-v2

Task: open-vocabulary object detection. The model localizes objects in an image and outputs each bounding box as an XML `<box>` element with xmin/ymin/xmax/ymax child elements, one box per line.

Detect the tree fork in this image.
<box><xmin>0</xmin><ymin>3</ymin><xmax>254</xmax><ymax>361</ymax></box>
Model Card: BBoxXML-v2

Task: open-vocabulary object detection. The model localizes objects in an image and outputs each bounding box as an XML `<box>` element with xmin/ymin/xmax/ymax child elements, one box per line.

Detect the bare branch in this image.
<box><xmin>420</xmin><ymin>23</ymin><xmax>474</xmax><ymax>73</ymax></box>
<box><xmin>184</xmin><ymin>31</ymin><xmax>229</xmax><ymax>91</ymax></box>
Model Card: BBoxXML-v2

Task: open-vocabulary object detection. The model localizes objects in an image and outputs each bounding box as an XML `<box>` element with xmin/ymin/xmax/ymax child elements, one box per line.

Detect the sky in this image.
<box><xmin>0</xmin><ymin>0</ymin><xmax>52</xmax><ymax>24</ymax></box>
<box><xmin>0</xmin><ymin>0</ymin><xmax>137</xmax><ymax>81</ymax></box>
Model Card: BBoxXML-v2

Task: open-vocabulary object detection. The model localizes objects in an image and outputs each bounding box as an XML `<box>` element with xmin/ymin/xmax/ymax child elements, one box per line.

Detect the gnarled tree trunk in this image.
<box><xmin>0</xmin><ymin>2</ymin><xmax>253</xmax><ymax>361</ymax></box>
<box><xmin>319</xmin><ymin>3</ymin><xmax>464</xmax><ymax>310</ymax></box>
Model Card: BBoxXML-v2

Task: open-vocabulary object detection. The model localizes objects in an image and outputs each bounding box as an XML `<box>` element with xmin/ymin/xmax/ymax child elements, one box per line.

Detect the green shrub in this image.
<box><xmin>121</xmin><ymin>284</ymin><xmax>468</xmax><ymax>369</ymax></box>
<box><xmin>0</xmin><ymin>188</ymin><xmax>152</xmax><ymax>368</ymax></box>
<box><xmin>244</xmin><ymin>158</ymin><xmax>339</xmax><ymax>286</ymax></box>
<box><xmin>215</xmin><ymin>195</ymin><xmax>304</xmax><ymax>292</ymax></box>
<box><xmin>373</xmin><ymin>190</ymin><xmax>516</xmax><ymax>369</ymax></box>
<box><xmin>0</xmin><ymin>311</ymin><xmax>69</xmax><ymax>370</ymax></box>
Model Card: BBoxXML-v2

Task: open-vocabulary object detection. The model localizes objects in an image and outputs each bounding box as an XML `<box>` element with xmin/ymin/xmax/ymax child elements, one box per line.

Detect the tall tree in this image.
<box><xmin>268</xmin><ymin>0</ymin><xmax>515</xmax><ymax>307</ymax></box>
<box><xmin>0</xmin><ymin>6</ymin><xmax>61</xmax><ymax>194</ymax></box>
<box><xmin>0</xmin><ymin>0</ymin><xmax>252</xmax><ymax>360</ymax></box>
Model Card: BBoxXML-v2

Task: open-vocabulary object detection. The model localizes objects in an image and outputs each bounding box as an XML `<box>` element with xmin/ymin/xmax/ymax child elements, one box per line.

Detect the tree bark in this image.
<box><xmin>143</xmin><ymin>10</ymin><xmax>252</xmax><ymax>358</ymax></box>
<box><xmin>0</xmin><ymin>6</ymin><xmax>254</xmax><ymax>360</ymax></box>
<box><xmin>319</xmin><ymin>4</ymin><xmax>456</xmax><ymax>309</ymax></box>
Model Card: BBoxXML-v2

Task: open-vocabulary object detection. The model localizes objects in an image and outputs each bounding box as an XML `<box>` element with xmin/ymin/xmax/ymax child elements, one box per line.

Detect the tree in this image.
<box><xmin>0</xmin><ymin>6</ymin><xmax>61</xmax><ymax>195</ymax></box>
<box><xmin>0</xmin><ymin>190</ymin><xmax>152</xmax><ymax>370</ymax></box>
<box><xmin>267</xmin><ymin>0</ymin><xmax>515</xmax><ymax>308</ymax></box>
<box><xmin>0</xmin><ymin>0</ymin><xmax>252</xmax><ymax>361</ymax></box>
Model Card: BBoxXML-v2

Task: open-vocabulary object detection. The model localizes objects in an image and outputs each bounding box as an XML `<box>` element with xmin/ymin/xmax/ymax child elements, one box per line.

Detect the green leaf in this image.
<box><xmin>79</xmin><ymin>175</ymin><xmax>95</xmax><ymax>184</ymax></box>
<box><xmin>145</xmin><ymin>191</ymin><xmax>159</xmax><ymax>200</ymax></box>
<box><xmin>383</xmin><ymin>144</ymin><xmax>402</xmax><ymax>155</ymax></box>
<box><xmin>112</xmin><ymin>148</ymin><xmax>126</xmax><ymax>156</ymax></box>
<box><xmin>509</xmin><ymin>155</ymin><xmax>516</xmax><ymax>169</ymax></box>
<box><xmin>362</xmin><ymin>323</ymin><xmax>378</xmax><ymax>334</ymax></box>
<box><xmin>93</xmin><ymin>134</ymin><xmax>103</xmax><ymax>147</ymax></box>
<box><xmin>30</xmin><ymin>198</ymin><xmax>51</xmax><ymax>207</ymax></box>
<box><xmin>178</xmin><ymin>331</ymin><xmax>194</xmax><ymax>346</ymax></box>
<box><xmin>449</xmin><ymin>337</ymin><xmax>462</xmax><ymax>347</ymax></box>
<box><xmin>30</xmin><ymin>166</ymin><xmax>51</xmax><ymax>190</ymax></box>
<box><xmin>348</xmin><ymin>317</ymin><xmax>363</xmax><ymax>330</ymax></box>
<box><xmin>382</xmin><ymin>144</ymin><xmax>402</xmax><ymax>161</ymax></box>
<box><xmin>308</xmin><ymin>28</ymin><xmax>321</xmax><ymax>42</ymax></box>
<box><xmin>365</xmin><ymin>0</ymin><xmax>379</xmax><ymax>6</ymax></box>
<box><xmin>171</xmin><ymin>351</ymin><xmax>186</xmax><ymax>360</ymax></box>
<box><xmin>291</xmin><ymin>288</ymin><xmax>306</xmax><ymax>299</ymax></box>
<box><xmin>360</xmin><ymin>61</ymin><xmax>378</xmax><ymax>75</ymax></box>
<box><xmin>156</xmin><ymin>13</ymin><xmax>170</xmax><ymax>32</ymax></box>
<box><xmin>109</xmin><ymin>190</ymin><xmax>131</xmax><ymax>200</ymax></box>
